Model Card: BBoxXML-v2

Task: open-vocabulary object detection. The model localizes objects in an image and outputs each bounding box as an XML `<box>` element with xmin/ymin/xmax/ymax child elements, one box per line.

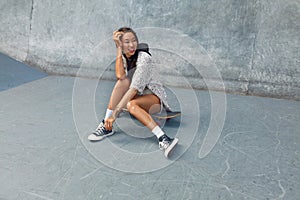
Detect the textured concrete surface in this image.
<box><xmin>0</xmin><ymin>0</ymin><xmax>299</xmax><ymax>99</ymax></box>
<box><xmin>1</xmin><ymin>51</ymin><xmax>300</xmax><ymax>199</ymax></box>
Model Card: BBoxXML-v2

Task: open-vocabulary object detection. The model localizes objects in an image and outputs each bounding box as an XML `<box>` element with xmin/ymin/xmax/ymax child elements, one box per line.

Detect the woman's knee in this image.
<box><xmin>127</xmin><ymin>100</ymin><xmax>138</xmax><ymax>113</ymax></box>
<box><xmin>116</xmin><ymin>77</ymin><xmax>130</xmax><ymax>88</ymax></box>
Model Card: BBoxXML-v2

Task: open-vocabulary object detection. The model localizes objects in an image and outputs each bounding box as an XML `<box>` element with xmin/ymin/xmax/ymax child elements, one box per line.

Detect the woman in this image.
<box><xmin>88</xmin><ymin>27</ymin><xmax>178</xmax><ymax>158</ymax></box>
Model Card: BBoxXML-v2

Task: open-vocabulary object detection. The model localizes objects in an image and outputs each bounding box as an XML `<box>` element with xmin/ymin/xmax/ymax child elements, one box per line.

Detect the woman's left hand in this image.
<box><xmin>113</xmin><ymin>31</ymin><xmax>123</xmax><ymax>48</ymax></box>
<box><xmin>105</xmin><ymin>117</ymin><xmax>115</xmax><ymax>131</ymax></box>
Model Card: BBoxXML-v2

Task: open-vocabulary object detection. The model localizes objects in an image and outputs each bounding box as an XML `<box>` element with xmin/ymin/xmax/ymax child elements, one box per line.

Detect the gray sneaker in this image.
<box><xmin>88</xmin><ymin>120</ymin><xmax>115</xmax><ymax>141</ymax></box>
<box><xmin>158</xmin><ymin>134</ymin><xmax>178</xmax><ymax>158</ymax></box>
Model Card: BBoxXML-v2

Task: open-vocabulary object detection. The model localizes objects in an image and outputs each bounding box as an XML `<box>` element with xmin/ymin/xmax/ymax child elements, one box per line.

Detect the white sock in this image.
<box><xmin>152</xmin><ymin>126</ymin><xmax>165</xmax><ymax>139</ymax></box>
<box><xmin>104</xmin><ymin>109</ymin><xmax>114</xmax><ymax>120</ymax></box>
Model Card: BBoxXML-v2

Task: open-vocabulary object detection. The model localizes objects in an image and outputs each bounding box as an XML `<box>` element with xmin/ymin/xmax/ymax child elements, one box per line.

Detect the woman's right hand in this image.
<box><xmin>105</xmin><ymin>116</ymin><xmax>115</xmax><ymax>131</ymax></box>
<box><xmin>113</xmin><ymin>30</ymin><xmax>123</xmax><ymax>48</ymax></box>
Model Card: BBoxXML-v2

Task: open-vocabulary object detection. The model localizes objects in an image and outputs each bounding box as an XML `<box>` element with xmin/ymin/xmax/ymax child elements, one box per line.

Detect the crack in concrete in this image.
<box><xmin>244</xmin><ymin>32</ymin><xmax>258</xmax><ymax>95</ymax></box>
<box><xmin>129</xmin><ymin>0</ymin><xmax>133</xmax><ymax>27</ymax></box>
<box><xmin>250</xmin><ymin>33</ymin><xmax>257</xmax><ymax>71</ymax></box>
<box><xmin>27</xmin><ymin>0</ymin><xmax>34</xmax><ymax>57</ymax></box>
<box><xmin>29</xmin><ymin>0</ymin><xmax>34</xmax><ymax>32</ymax></box>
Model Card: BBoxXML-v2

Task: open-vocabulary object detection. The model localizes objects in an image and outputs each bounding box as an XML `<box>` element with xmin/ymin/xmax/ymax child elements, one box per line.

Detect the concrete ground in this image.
<box><xmin>0</xmin><ymin>52</ymin><xmax>299</xmax><ymax>200</ymax></box>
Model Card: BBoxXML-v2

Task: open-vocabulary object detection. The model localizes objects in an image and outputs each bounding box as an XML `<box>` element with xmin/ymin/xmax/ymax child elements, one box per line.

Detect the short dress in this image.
<box><xmin>122</xmin><ymin>51</ymin><xmax>171</xmax><ymax>111</ymax></box>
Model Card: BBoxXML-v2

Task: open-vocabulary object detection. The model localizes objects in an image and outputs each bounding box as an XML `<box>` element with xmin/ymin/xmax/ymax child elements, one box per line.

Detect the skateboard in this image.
<box><xmin>122</xmin><ymin>109</ymin><xmax>181</xmax><ymax>120</ymax></box>
<box><xmin>152</xmin><ymin>111</ymin><xmax>181</xmax><ymax>120</ymax></box>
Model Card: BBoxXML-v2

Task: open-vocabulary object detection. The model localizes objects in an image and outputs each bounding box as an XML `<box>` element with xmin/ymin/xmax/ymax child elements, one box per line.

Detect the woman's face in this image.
<box><xmin>121</xmin><ymin>32</ymin><xmax>138</xmax><ymax>58</ymax></box>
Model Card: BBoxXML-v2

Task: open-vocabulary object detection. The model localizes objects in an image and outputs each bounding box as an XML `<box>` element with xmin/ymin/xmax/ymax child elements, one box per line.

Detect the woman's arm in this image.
<box><xmin>113</xmin><ymin>31</ymin><xmax>126</xmax><ymax>79</ymax></box>
<box><xmin>105</xmin><ymin>88</ymin><xmax>137</xmax><ymax>130</ymax></box>
<box><xmin>115</xmin><ymin>47</ymin><xmax>126</xmax><ymax>79</ymax></box>
<box><xmin>112</xmin><ymin>88</ymin><xmax>137</xmax><ymax>118</ymax></box>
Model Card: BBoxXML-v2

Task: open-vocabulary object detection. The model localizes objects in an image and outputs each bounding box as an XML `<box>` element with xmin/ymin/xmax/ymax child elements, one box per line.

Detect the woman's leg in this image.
<box><xmin>102</xmin><ymin>78</ymin><xmax>130</xmax><ymax>121</ymax></box>
<box><xmin>127</xmin><ymin>94</ymin><xmax>178</xmax><ymax>157</ymax></box>
<box><xmin>126</xmin><ymin>94</ymin><xmax>161</xmax><ymax>130</ymax></box>
<box><xmin>107</xmin><ymin>78</ymin><xmax>131</xmax><ymax>110</ymax></box>
<box><xmin>89</xmin><ymin>78</ymin><xmax>131</xmax><ymax>141</ymax></box>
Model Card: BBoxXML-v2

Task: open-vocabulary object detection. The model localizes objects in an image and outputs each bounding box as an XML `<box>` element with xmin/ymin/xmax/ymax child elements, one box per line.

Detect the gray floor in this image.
<box><xmin>0</xmin><ymin>53</ymin><xmax>299</xmax><ymax>200</ymax></box>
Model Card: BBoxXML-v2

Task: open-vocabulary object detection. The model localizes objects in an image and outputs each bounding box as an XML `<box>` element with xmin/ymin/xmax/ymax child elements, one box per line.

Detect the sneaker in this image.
<box><xmin>88</xmin><ymin>120</ymin><xmax>115</xmax><ymax>141</ymax></box>
<box><xmin>158</xmin><ymin>134</ymin><xmax>178</xmax><ymax>158</ymax></box>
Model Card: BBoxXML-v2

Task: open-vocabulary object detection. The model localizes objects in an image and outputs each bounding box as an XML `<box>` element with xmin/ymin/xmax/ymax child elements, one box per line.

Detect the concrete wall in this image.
<box><xmin>0</xmin><ymin>0</ymin><xmax>299</xmax><ymax>99</ymax></box>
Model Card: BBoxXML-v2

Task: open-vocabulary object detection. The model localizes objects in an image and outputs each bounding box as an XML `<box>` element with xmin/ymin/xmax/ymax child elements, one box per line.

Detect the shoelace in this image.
<box><xmin>94</xmin><ymin>126</ymin><xmax>107</xmax><ymax>136</ymax></box>
<box><xmin>159</xmin><ymin>139</ymin><xmax>170</xmax><ymax>150</ymax></box>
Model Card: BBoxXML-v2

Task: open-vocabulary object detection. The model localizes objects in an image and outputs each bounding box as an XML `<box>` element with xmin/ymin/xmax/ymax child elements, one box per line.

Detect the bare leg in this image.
<box><xmin>126</xmin><ymin>94</ymin><xmax>161</xmax><ymax>130</ymax></box>
<box><xmin>88</xmin><ymin>78</ymin><xmax>131</xmax><ymax>141</ymax></box>
<box><xmin>107</xmin><ymin>78</ymin><xmax>130</xmax><ymax>110</ymax></box>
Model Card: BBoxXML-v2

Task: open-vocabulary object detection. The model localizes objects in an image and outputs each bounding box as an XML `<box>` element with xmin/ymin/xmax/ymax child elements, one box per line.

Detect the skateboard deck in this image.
<box><xmin>122</xmin><ymin>109</ymin><xmax>181</xmax><ymax>120</ymax></box>
<box><xmin>152</xmin><ymin>111</ymin><xmax>181</xmax><ymax>120</ymax></box>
